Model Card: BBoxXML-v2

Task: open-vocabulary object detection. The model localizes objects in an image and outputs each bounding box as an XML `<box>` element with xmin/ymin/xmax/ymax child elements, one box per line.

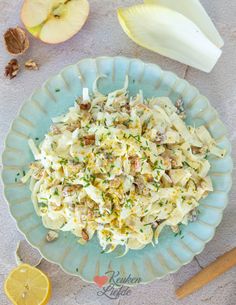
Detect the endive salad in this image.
<box><xmin>22</xmin><ymin>78</ymin><xmax>225</xmax><ymax>254</ymax></box>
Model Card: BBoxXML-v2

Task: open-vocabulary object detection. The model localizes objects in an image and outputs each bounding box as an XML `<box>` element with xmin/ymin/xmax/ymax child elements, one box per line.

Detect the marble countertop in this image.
<box><xmin>0</xmin><ymin>1</ymin><xmax>235</xmax><ymax>304</ymax></box>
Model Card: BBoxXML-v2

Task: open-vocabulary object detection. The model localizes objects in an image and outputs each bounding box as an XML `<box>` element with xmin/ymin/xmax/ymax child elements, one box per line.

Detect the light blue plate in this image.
<box><xmin>1</xmin><ymin>57</ymin><xmax>233</xmax><ymax>284</ymax></box>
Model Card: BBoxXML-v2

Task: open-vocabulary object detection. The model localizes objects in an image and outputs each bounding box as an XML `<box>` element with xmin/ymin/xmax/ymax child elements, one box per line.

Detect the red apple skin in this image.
<box><xmin>20</xmin><ymin>0</ymin><xmax>90</xmax><ymax>45</ymax></box>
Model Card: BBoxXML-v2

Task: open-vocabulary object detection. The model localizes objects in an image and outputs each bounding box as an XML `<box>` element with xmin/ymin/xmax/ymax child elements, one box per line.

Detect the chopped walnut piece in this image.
<box><xmin>145</xmin><ymin>174</ymin><xmax>154</xmax><ymax>182</ymax></box>
<box><xmin>52</xmin><ymin>205</ymin><xmax>63</xmax><ymax>211</ymax></box>
<box><xmin>84</xmin><ymin>134</ymin><xmax>95</xmax><ymax>145</ymax></box>
<box><xmin>175</xmin><ymin>99</ymin><xmax>184</xmax><ymax>112</ymax></box>
<box><xmin>152</xmin><ymin>221</ymin><xmax>159</xmax><ymax>229</ymax></box>
<box><xmin>4</xmin><ymin>27</ymin><xmax>29</xmax><ymax>55</ymax></box>
<box><xmin>171</xmin><ymin>225</ymin><xmax>179</xmax><ymax>234</ymax></box>
<box><xmin>25</xmin><ymin>59</ymin><xmax>39</xmax><ymax>70</ymax></box>
<box><xmin>134</xmin><ymin>175</ymin><xmax>149</xmax><ymax>195</ymax></box>
<box><xmin>134</xmin><ymin>175</ymin><xmax>145</xmax><ymax>190</ymax></box>
<box><xmin>66</xmin><ymin>122</ymin><xmax>81</xmax><ymax>132</ymax></box>
<box><xmin>87</xmin><ymin>209</ymin><xmax>93</xmax><ymax>220</ymax></box>
<box><xmin>121</xmin><ymin>103</ymin><xmax>131</xmax><ymax>112</ymax></box>
<box><xmin>80</xmin><ymin>103</ymin><xmax>91</xmax><ymax>110</ymax></box>
<box><xmin>63</xmin><ymin>185</ymin><xmax>80</xmax><ymax>196</ymax></box>
<box><xmin>46</xmin><ymin>230</ymin><xmax>59</xmax><ymax>242</ymax></box>
<box><xmin>110</xmin><ymin>178</ymin><xmax>121</xmax><ymax>188</ymax></box>
<box><xmin>81</xmin><ymin>228</ymin><xmax>89</xmax><ymax>241</ymax></box>
<box><xmin>170</xmin><ymin>158</ymin><xmax>178</xmax><ymax>168</ymax></box>
<box><xmin>5</xmin><ymin>59</ymin><xmax>20</xmax><ymax>79</ymax></box>
<box><xmin>155</xmin><ymin>132</ymin><xmax>166</xmax><ymax>144</ymax></box>
<box><xmin>175</xmin><ymin>99</ymin><xmax>186</xmax><ymax>119</ymax></box>
<box><xmin>188</xmin><ymin>208</ymin><xmax>198</xmax><ymax>222</ymax></box>
<box><xmin>191</xmin><ymin>146</ymin><xmax>204</xmax><ymax>155</ymax></box>
<box><xmin>129</xmin><ymin>155</ymin><xmax>141</xmax><ymax>172</ymax></box>
<box><xmin>50</xmin><ymin>125</ymin><xmax>61</xmax><ymax>135</ymax></box>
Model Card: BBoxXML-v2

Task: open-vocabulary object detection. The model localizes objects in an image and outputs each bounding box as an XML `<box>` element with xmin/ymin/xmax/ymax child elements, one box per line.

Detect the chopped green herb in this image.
<box><xmin>152</xmin><ymin>180</ymin><xmax>160</xmax><ymax>191</ymax></box>
<box><xmin>73</xmin><ymin>157</ymin><xmax>80</xmax><ymax>163</ymax></box>
<box><xmin>59</xmin><ymin>158</ymin><xmax>68</xmax><ymax>165</ymax></box>
<box><xmin>140</xmin><ymin>228</ymin><xmax>144</xmax><ymax>233</ymax></box>
<box><xmin>124</xmin><ymin>199</ymin><xmax>133</xmax><ymax>208</ymax></box>
<box><xmin>55</xmin><ymin>89</ymin><xmax>60</xmax><ymax>92</ymax></box>
<box><xmin>35</xmin><ymin>137</ymin><xmax>39</xmax><ymax>141</ymax></box>
<box><xmin>23</xmin><ymin>170</ymin><xmax>26</xmax><ymax>176</ymax></box>
<box><xmin>128</xmin><ymin>134</ymin><xmax>142</xmax><ymax>143</ymax></box>
<box><xmin>54</xmin><ymin>188</ymin><xmax>59</xmax><ymax>196</ymax></box>
<box><xmin>123</xmin><ymin>118</ymin><xmax>133</xmax><ymax>126</ymax></box>
<box><xmin>153</xmin><ymin>160</ymin><xmax>164</xmax><ymax>171</ymax></box>
<box><xmin>106</xmin><ymin>236</ymin><xmax>112</xmax><ymax>242</ymax></box>
<box><xmin>183</xmin><ymin>161</ymin><xmax>191</xmax><ymax>167</ymax></box>
<box><xmin>174</xmin><ymin>230</ymin><xmax>182</xmax><ymax>237</ymax></box>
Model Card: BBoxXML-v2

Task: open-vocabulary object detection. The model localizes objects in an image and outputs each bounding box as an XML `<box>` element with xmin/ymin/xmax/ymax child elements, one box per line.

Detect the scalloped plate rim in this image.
<box><xmin>1</xmin><ymin>56</ymin><xmax>233</xmax><ymax>285</ymax></box>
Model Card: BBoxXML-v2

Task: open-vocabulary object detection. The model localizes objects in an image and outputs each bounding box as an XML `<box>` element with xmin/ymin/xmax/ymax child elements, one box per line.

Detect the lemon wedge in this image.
<box><xmin>117</xmin><ymin>4</ymin><xmax>222</xmax><ymax>72</ymax></box>
<box><xmin>144</xmin><ymin>0</ymin><xmax>224</xmax><ymax>48</ymax></box>
<box><xmin>4</xmin><ymin>264</ymin><xmax>51</xmax><ymax>305</ymax></box>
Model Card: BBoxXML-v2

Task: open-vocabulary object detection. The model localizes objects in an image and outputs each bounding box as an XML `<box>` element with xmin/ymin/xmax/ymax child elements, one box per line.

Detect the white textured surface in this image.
<box><xmin>0</xmin><ymin>1</ymin><xmax>235</xmax><ymax>305</ymax></box>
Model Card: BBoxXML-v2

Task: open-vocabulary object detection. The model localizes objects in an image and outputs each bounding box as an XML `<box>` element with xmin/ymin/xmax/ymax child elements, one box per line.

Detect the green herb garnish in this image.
<box><xmin>54</xmin><ymin>188</ymin><xmax>59</xmax><ymax>196</ymax></box>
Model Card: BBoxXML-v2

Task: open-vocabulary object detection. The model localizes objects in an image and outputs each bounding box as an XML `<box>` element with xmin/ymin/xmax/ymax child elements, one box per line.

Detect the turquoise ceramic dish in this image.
<box><xmin>1</xmin><ymin>57</ymin><xmax>233</xmax><ymax>284</ymax></box>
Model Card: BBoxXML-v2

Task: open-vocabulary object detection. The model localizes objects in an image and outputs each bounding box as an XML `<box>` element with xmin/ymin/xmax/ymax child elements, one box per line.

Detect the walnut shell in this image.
<box><xmin>4</xmin><ymin>27</ymin><xmax>29</xmax><ymax>55</ymax></box>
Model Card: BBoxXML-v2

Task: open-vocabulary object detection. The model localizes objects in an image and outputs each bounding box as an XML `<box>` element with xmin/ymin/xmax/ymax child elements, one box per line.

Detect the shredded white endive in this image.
<box><xmin>23</xmin><ymin>77</ymin><xmax>225</xmax><ymax>254</ymax></box>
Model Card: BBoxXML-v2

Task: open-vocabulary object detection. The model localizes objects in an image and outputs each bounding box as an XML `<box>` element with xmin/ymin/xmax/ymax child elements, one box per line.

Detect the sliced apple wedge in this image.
<box><xmin>21</xmin><ymin>0</ymin><xmax>89</xmax><ymax>44</ymax></box>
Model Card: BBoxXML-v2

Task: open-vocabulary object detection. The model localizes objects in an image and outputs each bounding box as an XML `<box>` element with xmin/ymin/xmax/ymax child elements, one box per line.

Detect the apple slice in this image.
<box><xmin>21</xmin><ymin>0</ymin><xmax>89</xmax><ymax>44</ymax></box>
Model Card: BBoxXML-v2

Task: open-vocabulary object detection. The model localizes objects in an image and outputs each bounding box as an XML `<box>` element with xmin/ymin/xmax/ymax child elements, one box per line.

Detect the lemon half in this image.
<box><xmin>4</xmin><ymin>264</ymin><xmax>51</xmax><ymax>305</ymax></box>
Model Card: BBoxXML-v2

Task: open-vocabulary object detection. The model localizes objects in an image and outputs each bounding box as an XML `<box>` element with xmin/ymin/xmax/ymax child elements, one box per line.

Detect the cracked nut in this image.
<box><xmin>25</xmin><ymin>59</ymin><xmax>39</xmax><ymax>70</ymax></box>
<box><xmin>46</xmin><ymin>230</ymin><xmax>59</xmax><ymax>242</ymax></box>
<box><xmin>81</xmin><ymin>228</ymin><xmax>89</xmax><ymax>241</ymax></box>
<box><xmin>4</xmin><ymin>27</ymin><xmax>29</xmax><ymax>55</ymax></box>
<box><xmin>5</xmin><ymin>59</ymin><xmax>20</xmax><ymax>79</ymax></box>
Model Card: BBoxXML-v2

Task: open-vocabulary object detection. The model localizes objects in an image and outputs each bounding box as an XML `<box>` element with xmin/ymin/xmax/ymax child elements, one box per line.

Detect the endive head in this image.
<box><xmin>144</xmin><ymin>0</ymin><xmax>224</xmax><ymax>48</ymax></box>
<box><xmin>117</xmin><ymin>3</ymin><xmax>223</xmax><ymax>72</ymax></box>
